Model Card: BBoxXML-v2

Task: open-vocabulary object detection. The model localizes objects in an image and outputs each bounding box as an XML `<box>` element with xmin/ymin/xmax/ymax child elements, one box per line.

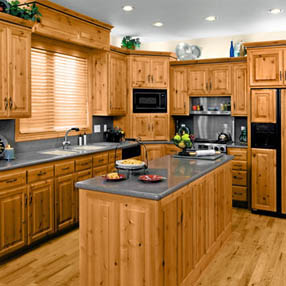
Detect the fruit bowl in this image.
<box><xmin>173</xmin><ymin>133</ymin><xmax>195</xmax><ymax>156</ymax></box>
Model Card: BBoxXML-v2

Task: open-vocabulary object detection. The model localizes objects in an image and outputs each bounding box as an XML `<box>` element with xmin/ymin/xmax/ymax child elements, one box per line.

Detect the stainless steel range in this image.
<box><xmin>193</xmin><ymin>139</ymin><xmax>227</xmax><ymax>153</ymax></box>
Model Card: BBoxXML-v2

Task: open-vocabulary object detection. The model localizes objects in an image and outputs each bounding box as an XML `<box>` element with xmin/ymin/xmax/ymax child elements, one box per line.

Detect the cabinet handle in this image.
<box><xmin>184</xmin><ymin>102</ymin><xmax>186</xmax><ymax>113</ymax></box>
<box><xmin>3</xmin><ymin>178</ymin><xmax>17</xmax><ymax>184</ymax></box>
<box><xmin>29</xmin><ymin>194</ymin><xmax>32</xmax><ymax>205</ymax></box>
<box><xmin>152</xmin><ymin>124</ymin><xmax>154</xmax><ymax>131</ymax></box>
<box><xmin>98</xmin><ymin>159</ymin><xmax>104</xmax><ymax>162</ymax></box>
<box><xmin>209</xmin><ymin>81</ymin><xmax>212</xmax><ymax>90</ymax></box>
<box><xmin>37</xmin><ymin>171</ymin><xmax>47</xmax><ymax>176</ymax></box>
<box><xmin>25</xmin><ymin>194</ymin><xmax>28</xmax><ymax>206</ymax></box>
<box><xmin>233</xmin><ymin>102</ymin><xmax>236</xmax><ymax>110</ymax></box>
<box><xmin>61</xmin><ymin>167</ymin><xmax>70</xmax><ymax>171</ymax></box>
<box><xmin>80</xmin><ymin>162</ymin><xmax>89</xmax><ymax>166</ymax></box>
<box><xmin>280</xmin><ymin>71</ymin><xmax>282</xmax><ymax>81</ymax></box>
<box><xmin>152</xmin><ymin>75</ymin><xmax>154</xmax><ymax>83</ymax></box>
<box><xmin>206</xmin><ymin>82</ymin><xmax>208</xmax><ymax>91</ymax></box>
<box><xmin>148</xmin><ymin>124</ymin><xmax>150</xmax><ymax>131</ymax></box>
<box><xmin>4</xmin><ymin>97</ymin><xmax>8</xmax><ymax>110</ymax></box>
<box><xmin>9</xmin><ymin>97</ymin><xmax>13</xmax><ymax>110</ymax></box>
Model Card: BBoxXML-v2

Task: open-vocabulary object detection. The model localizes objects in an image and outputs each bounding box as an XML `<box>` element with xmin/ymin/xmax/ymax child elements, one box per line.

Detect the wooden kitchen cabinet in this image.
<box><xmin>132</xmin><ymin>114</ymin><xmax>168</xmax><ymax>140</ymax></box>
<box><xmin>0</xmin><ymin>20</ymin><xmax>31</xmax><ymax>119</ymax></box>
<box><xmin>141</xmin><ymin>144</ymin><xmax>165</xmax><ymax>162</ymax></box>
<box><xmin>187</xmin><ymin>64</ymin><xmax>232</xmax><ymax>96</ymax></box>
<box><xmin>93</xmin><ymin>51</ymin><xmax>127</xmax><ymax>116</ymax></box>
<box><xmin>282</xmin><ymin>90</ymin><xmax>286</xmax><ymax>214</ymax></box>
<box><xmin>252</xmin><ymin>148</ymin><xmax>276</xmax><ymax>212</ymax></box>
<box><xmin>0</xmin><ymin>186</ymin><xmax>27</xmax><ymax>257</ymax></box>
<box><xmin>55</xmin><ymin>173</ymin><xmax>75</xmax><ymax>231</ymax></box>
<box><xmin>248</xmin><ymin>48</ymin><xmax>284</xmax><ymax>87</ymax></box>
<box><xmin>28</xmin><ymin>179</ymin><xmax>54</xmax><ymax>244</ymax></box>
<box><xmin>232</xmin><ymin>63</ymin><xmax>248</xmax><ymax>116</ymax></box>
<box><xmin>170</xmin><ymin>67</ymin><xmax>189</xmax><ymax>115</ymax></box>
<box><xmin>131</xmin><ymin>56</ymin><xmax>168</xmax><ymax>88</ymax></box>
<box><xmin>251</xmin><ymin>89</ymin><xmax>276</xmax><ymax>123</ymax></box>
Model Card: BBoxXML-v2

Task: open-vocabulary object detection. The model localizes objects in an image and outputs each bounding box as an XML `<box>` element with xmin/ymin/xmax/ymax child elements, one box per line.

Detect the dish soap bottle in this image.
<box><xmin>230</xmin><ymin>41</ymin><xmax>234</xmax><ymax>57</ymax></box>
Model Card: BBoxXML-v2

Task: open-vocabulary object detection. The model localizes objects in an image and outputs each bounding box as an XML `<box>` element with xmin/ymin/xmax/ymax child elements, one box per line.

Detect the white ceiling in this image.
<box><xmin>52</xmin><ymin>0</ymin><xmax>286</xmax><ymax>42</ymax></box>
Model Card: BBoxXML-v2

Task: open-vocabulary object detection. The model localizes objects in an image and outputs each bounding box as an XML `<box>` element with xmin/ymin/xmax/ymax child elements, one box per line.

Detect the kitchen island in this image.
<box><xmin>76</xmin><ymin>155</ymin><xmax>233</xmax><ymax>286</ymax></box>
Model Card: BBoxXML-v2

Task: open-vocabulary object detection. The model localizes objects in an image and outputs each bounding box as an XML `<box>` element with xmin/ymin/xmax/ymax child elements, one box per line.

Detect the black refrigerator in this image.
<box><xmin>251</xmin><ymin>89</ymin><xmax>286</xmax><ymax>216</ymax></box>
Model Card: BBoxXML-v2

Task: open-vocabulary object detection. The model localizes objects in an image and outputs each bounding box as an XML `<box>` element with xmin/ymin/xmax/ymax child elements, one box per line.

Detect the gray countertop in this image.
<box><xmin>75</xmin><ymin>154</ymin><xmax>233</xmax><ymax>200</ymax></box>
<box><xmin>0</xmin><ymin>141</ymin><xmax>139</xmax><ymax>171</ymax></box>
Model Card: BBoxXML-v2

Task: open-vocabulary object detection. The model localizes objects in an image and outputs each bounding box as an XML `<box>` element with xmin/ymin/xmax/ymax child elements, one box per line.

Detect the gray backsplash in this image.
<box><xmin>0</xmin><ymin>117</ymin><xmax>113</xmax><ymax>153</ymax></box>
<box><xmin>174</xmin><ymin>116</ymin><xmax>247</xmax><ymax>143</ymax></box>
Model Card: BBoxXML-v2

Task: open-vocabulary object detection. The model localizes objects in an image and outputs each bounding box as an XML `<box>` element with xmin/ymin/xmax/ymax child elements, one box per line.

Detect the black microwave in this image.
<box><xmin>133</xmin><ymin>89</ymin><xmax>167</xmax><ymax>113</ymax></box>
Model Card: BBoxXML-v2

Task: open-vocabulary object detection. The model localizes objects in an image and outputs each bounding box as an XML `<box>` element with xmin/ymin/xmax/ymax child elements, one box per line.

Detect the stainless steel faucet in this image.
<box><xmin>63</xmin><ymin>127</ymin><xmax>80</xmax><ymax>149</ymax></box>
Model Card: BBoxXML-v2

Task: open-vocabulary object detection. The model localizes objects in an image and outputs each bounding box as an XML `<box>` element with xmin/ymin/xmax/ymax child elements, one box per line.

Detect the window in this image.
<box><xmin>16</xmin><ymin>46</ymin><xmax>91</xmax><ymax>141</ymax></box>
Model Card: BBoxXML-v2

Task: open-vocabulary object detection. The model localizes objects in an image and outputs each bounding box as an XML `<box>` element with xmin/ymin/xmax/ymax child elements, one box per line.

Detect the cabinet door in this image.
<box><xmin>131</xmin><ymin>57</ymin><xmax>150</xmax><ymax>87</ymax></box>
<box><xmin>187</xmin><ymin>66</ymin><xmax>209</xmax><ymax>96</ymax></box>
<box><xmin>152</xmin><ymin>114</ymin><xmax>168</xmax><ymax>140</ymax></box>
<box><xmin>248</xmin><ymin>48</ymin><xmax>283</xmax><ymax>86</ymax></box>
<box><xmin>109</xmin><ymin>53</ymin><xmax>127</xmax><ymax>115</ymax></box>
<box><xmin>0</xmin><ymin>24</ymin><xmax>7</xmax><ymax>118</ymax></box>
<box><xmin>144</xmin><ymin>144</ymin><xmax>164</xmax><ymax>161</ymax></box>
<box><xmin>132</xmin><ymin>114</ymin><xmax>151</xmax><ymax>140</ymax></box>
<box><xmin>74</xmin><ymin>169</ymin><xmax>92</xmax><ymax>223</ymax></box>
<box><xmin>150</xmin><ymin>57</ymin><xmax>168</xmax><ymax>88</ymax></box>
<box><xmin>282</xmin><ymin>90</ymin><xmax>286</xmax><ymax>214</ymax></box>
<box><xmin>251</xmin><ymin>89</ymin><xmax>276</xmax><ymax>123</ymax></box>
<box><xmin>55</xmin><ymin>174</ymin><xmax>75</xmax><ymax>231</ymax></box>
<box><xmin>209</xmin><ymin>64</ymin><xmax>232</xmax><ymax>95</ymax></box>
<box><xmin>251</xmin><ymin>148</ymin><xmax>276</xmax><ymax>212</ymax></box>
<box><xmin>28</xmin><ymin>179</ymin><xmax>54</xmax><ymax>244</ymax></box>
<box><xmin>232</xmin><ymin>63</ymin><xmax>248</xmax><ymax>116</ymax></box>
<box><xmin>7</xmin><ymin>26</ymin><xmax>31</xmax><ymax>118</ymax></box>
<box><xmin>0</xmin><ymin>186</ymin><xmax>27</xmax><ymax>256</ymax></box>
<box><xmin>170</xmin><ymin>67</ymin><xmax>188</xmax><ymax>115</ymax></box>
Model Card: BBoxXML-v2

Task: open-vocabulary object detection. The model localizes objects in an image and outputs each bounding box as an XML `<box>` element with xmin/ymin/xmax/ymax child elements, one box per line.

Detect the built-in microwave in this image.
<box><xmin>133</xmin><ymin>89</ymin><xmax>167</xmax><ymax>113</ymax></box>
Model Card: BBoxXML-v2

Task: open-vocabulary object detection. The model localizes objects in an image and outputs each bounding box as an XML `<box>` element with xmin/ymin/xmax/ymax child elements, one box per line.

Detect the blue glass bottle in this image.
<box><xmin>230</xmin><ymin>41</ymin><xmax>234</xmax><ymax>57</ymax></box>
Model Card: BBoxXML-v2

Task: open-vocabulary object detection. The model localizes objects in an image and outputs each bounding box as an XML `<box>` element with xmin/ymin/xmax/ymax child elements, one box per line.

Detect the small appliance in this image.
<box><xmin>193</xmin><ymin>138</ymin><xmax>227</xmax><ymax>153</ymax></box>
<box><xmin>133</xmin><ymin>89</ymin><xmax>167</xmax><ymax>113</ymax></box>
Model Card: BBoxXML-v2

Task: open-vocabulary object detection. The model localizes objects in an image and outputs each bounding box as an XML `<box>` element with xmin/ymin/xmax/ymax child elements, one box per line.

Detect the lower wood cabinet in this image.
<box><xmin>28</xmin><ymin>179</ymin><xmax>54</xmax><ymax>244</ymax></box>
<box><xmin>251</xmin><ymin>148</ymin><xmax>277</xmax><ymax>212</ymax></box>
<box><xmin>141</xmin><ymin>144</ymin><xmax>165</xmax><ymax>162</ymax></box>
<box><xmin>0</xmin><ymin>186</ymin><xmax>27</xmax><ymax>257</ymax></box>
<box><xmin>55</xmin><ymin>174</ymin><xmax>75</xmax><ymax>231</ymax></box>
<box><xmin>74</xmin><ymin>169</ymin><xmax>92</xmax><ymax>223</ymax></box>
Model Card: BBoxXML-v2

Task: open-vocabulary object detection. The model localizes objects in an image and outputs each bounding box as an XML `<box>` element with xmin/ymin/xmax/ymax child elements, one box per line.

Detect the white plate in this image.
<box><xmin>116</xmin><ymin>160</ymin><xmax>145</xmax><ymax>169</ymax></box>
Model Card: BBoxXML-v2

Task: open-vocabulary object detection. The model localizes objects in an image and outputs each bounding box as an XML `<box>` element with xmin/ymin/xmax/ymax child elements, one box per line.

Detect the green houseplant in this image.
<box><xmin>121</xmin><ymin>36</ymin><xmax>141</xmax><ymax>50</ymax></box>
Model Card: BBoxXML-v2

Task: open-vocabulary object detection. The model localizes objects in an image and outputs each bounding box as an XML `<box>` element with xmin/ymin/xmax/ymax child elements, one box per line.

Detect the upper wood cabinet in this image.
<box><xmin>251</xmin><ymin>148</ymin><xmax>277</xmax><ymax>212</ymax></box>
<box><xmin>0</xmin><ymin>21</ymin><xmax>31</xmax><ymax>119</ymax></box>
<box><xmin>187</xmin><ymin>64</ymin><xmax>232</xmax><ymax>96</ymax></box>
<box><xmin>281</xmin><ymin>90</ymin><xmax>286</xmax><ymax>214</ymax></box>
<box><xmin>93</xmin><ymin>51</ymin><xmax>127</xmax><ymax>116</ymax></box>
<box><xmin>132</xmin><ymin>114</ymin><xmax>168</xmax><ymax>140</ymax></box>
<box><xmin>248</xmin><ymin>48</ymin><xmax>284</xmax><ymax>87</ymax></box>
<box><xmin>251</xmin><ymin>89</ymin><xmax>276</xmax><ymax>123</ymax></box>
<box><xmin>170</xmin><ymin>67</ymin><xmax>189</xmax><ymax>115</ymax></box>
<box><xmin>131</xmin><ymin>56</ymin><xmax>169</xmax><ymax>88</ymax></box>
<box><xmin>232</xmin><ymin>63</ymin><xmax>248</xmax><ymax>116</ymax></box>
<box><xmin>27</xmin><ymin>0</ymin><xmax>112</xmax><ymax>50</ymax></box>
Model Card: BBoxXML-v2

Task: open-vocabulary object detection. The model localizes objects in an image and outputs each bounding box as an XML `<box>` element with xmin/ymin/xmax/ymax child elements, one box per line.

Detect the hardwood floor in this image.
<box><xmin>1</xmin><ymin>208</ymin><xmax>286</xmax><ymax>285</ymax></box>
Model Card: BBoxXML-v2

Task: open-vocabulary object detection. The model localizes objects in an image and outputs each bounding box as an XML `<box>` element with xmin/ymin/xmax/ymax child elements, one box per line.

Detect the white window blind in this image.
<box><xmin>19</xmin><ymin>48</ymin><xmax>89</xmax><ymax>134</ymax></box>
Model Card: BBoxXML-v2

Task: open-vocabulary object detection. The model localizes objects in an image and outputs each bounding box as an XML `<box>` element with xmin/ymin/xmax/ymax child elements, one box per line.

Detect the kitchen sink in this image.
<box><xmin>39</xmin><ymin>149</ymin><xmax>79</xmax><ymax>156</ymax></box>
<box><xmin>70</xmin><ymin>145</ymin><xmax>106</xmax><ymax>151</ymax></box>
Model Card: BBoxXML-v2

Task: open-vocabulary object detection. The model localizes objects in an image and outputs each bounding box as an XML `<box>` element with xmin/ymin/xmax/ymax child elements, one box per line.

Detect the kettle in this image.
<box><xmin>217</xmin><ymin>132</ymin><xmax>231</xmax><ymax>143</ymax></box>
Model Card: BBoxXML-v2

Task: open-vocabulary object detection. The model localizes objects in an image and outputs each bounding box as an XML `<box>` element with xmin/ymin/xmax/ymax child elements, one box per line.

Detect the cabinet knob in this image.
<box><xmin>9</xmin><ymin>97</ymin><xmax>13</xmax><ymax>110</ymax></box>
<box><xmin>4</xmin><ymin>97</ymin><xmax>8</xmax><ymax>110</ymax></box>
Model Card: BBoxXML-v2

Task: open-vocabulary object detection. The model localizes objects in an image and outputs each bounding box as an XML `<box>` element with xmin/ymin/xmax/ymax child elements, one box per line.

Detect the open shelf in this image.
<box><xmin>190</xmin><ymin>111</ymin><xmax>231</xmax><ymax>116</ymax></box>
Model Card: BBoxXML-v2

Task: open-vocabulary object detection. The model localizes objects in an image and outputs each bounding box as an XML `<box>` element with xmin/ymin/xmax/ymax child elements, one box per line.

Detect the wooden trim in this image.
<box><xmin>170</xmin><ymin>56</ymin><xmax>246</xmax><ymax>66</ymax></box>
<box><xmin>244</xmin><ymin>40</ymin><xmax>286</xmax><ymax>48</ymax></box>
<box><xmin>0</xmin><ymin>13</ymin><xmax>34</xmax><ymax>28</ymax></box>
<box><xmin>18</xmin><ymin>0</ymin><xmax>113</xmax><ymax>30</ymax></box>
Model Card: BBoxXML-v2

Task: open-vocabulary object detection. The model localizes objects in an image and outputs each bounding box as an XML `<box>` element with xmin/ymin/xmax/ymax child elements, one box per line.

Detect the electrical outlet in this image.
<box><xmin>104</xmin><ymin>124</ymin><xmax>107</xmax><ymax>132</ymax></box>
<box><xmin>94</xmin><ymin>125</ymin><xmax>101</xmax><ymax>133</ymax></box>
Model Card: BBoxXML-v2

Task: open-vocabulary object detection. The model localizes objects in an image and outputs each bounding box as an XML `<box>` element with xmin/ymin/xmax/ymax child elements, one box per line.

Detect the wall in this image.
<box><xmin>0</xmin><ymin>117</ymin><xmax>113</xmax><ymax>153</ymax></box>
<box><xmin>111</xmin><ymin>30</ymin><xmax>286</xmax><ymax>58</ymax></box>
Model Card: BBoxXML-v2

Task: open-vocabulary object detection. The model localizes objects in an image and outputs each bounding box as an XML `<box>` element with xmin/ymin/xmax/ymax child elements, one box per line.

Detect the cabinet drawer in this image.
<box><xmin>0</xmin><ymin>171</ymin><xmax>26</xmax><ymax>190</ymax></box>
<box><xmin>55</xmin><ymin>161</ymin><xmax>74</xmax><ymax>176</ymax></box>
<box><xmin>28</xmin><ymin>165</ymin><xmax>54</xmax><ymax>183</ymax></box>
<box><xmin>232</xmin><ymin>160</ymin><xmax>247</xmax><ymax>171</ymax></box>
<box><xmin>108</xmin><ymin>150</ymin><xmax>122</xmax><ymax>163</ymax></box>
<box><xmin>227</xmin><ymin>148</ymin><xmax>248</xmax><ymax>161</ymax></box>
<box><xmin>232</xmin><ymin>170</ymin><xmax>247</xmax><ymax>186</ymax></box>
<box><xmin>93</xmin><ymin>152</ymin><xmax>108</xmax><ymax>167</ymax></box>
<box><xmin>75</xmin><ymin>157</ymin><xmax>92</xmax><ymax>172</ymax></box>
<box><xmin>93</xmin><ymin>166</ymin><xmax>107</xmax><ymax>176</ymax></box>
<box><xmin>232</xmin><ymin>186</ymin><xmax>247</xmax><ymax>201</ymax></box>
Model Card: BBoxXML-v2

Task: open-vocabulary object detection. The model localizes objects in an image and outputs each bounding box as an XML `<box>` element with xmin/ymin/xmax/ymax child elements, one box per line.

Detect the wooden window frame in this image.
<box><xmin>15</xmin><ymin>35</ymin><xmax>93</xmax><ymax>142</ymax></box>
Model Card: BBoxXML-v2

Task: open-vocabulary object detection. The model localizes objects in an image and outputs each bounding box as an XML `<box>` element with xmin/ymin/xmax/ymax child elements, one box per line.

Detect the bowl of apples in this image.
<box><xmin>173</xmin><ymin>132</ymin><xmax>195</xmax><ymax>156</ymax></box>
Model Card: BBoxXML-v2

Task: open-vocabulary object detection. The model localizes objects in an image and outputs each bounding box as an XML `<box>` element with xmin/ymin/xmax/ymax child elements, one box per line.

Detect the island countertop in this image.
<box><xmin>75</xmin><ymin>154</ymin><xmax>233</xmax><ymax>200</ymax></box>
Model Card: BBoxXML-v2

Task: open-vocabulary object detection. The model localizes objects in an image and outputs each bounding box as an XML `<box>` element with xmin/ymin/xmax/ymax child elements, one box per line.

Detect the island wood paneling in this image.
<box><xmin>79</xmin><ymin>161</ymin><xmax>232</xmax><ymax>286</ymax></box>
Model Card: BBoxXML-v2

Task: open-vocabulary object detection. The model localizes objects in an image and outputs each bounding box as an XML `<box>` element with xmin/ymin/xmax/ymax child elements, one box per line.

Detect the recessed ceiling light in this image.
<box><xmin>268</xmin><ymin>8</ymin><xmax>283</xmax><ymax>14</ymax></box>
<box><xmin>205</xmin><ymin>16</ymin><xmax>216</xmax><ymax>22</ymax></box>
<box><xmin>122</xmin><ymin>5</ymin><xmax>134</xmax><ymax>12</ymax></box>
<box><xmin>153</xmin><ymin>22</ymin><xmax>164</xmax><ymax>27</ymax></box>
